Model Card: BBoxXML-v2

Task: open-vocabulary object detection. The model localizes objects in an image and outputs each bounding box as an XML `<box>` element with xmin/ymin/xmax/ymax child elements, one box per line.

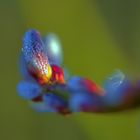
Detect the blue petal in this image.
<box><xmin>69</xmin><ymin>93</ymin><xmax>95</xmax><ymax>112</ymax></box>
<box><xmin>17</xmin><ymin>81</ymin><xmax>42</xmax><ymax>100</ymax></box>
<box><xmin>43</xmin><ymin>93</ymin><xmax>67</xmax><ymax>112</ymax></box>
<box><xmin>67</xmin><ymin>76</ymin><xmax>83</xmax><ymax>93</ymax></box>
<box><xmin>67</xmin><ymin>76</ymin><xmax>98</xmax><ymax>94</ymax></box>
<box><xmin>43</xmin><ymin>33</ymin><xmax>63</xmax><ymax>66</ymax></box>
<box><xmin>22</xmin><ymin>29</ymin><xmax>45</xmax><ymax>63</ymax></box>
<box><xmin>103</xmin><ymin>70</ymin><xmax>131</xmax><ymax>107</ymax></box>
<box><xmin>22</xmin><ymin>29</ymin><xmax>51</xmax><ymax>80</ymax></box>
<box><xmin>19</xmin><ymin>53</ymin><xmax>35</xmax><ymax>81</ymax></box>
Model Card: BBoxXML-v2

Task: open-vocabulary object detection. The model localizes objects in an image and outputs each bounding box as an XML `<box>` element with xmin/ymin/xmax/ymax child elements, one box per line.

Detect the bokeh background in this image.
<box><xmin>1</xmin><ymin>0</ymin><xmax>140</xmax><ymax>140</ymax></box>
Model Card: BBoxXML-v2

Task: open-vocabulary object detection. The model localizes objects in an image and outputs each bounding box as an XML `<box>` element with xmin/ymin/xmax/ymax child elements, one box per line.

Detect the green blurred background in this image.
<box><xmin>1</xmin><ymin>0</ymin><xmax>140</xmax><ymax>140</ymax></box>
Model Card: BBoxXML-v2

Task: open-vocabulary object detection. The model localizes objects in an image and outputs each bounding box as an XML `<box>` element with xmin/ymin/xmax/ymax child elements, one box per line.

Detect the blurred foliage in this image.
<box><xmin>0</xmin><ymin>0</ymin><xmax>140</xmax><ymax>140</ymax></box>
<box><xmin>96</xmin><ymin>0</ymin><xmax>140</xmax><ymax>68</ymax></box>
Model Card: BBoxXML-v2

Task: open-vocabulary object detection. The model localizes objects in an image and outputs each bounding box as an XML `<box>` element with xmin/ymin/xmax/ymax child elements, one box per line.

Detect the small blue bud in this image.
<box><xmin>17</xmin><ymin>81</ymin><xmax>42</xmax><ymax>100</ymax></box>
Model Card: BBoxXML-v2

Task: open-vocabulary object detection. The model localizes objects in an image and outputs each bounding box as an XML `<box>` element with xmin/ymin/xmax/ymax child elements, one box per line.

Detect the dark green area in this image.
<box><xmin>96</xmin><ymin>0</ymin><xmax>140</xmax><ymax>65</ymax></box>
